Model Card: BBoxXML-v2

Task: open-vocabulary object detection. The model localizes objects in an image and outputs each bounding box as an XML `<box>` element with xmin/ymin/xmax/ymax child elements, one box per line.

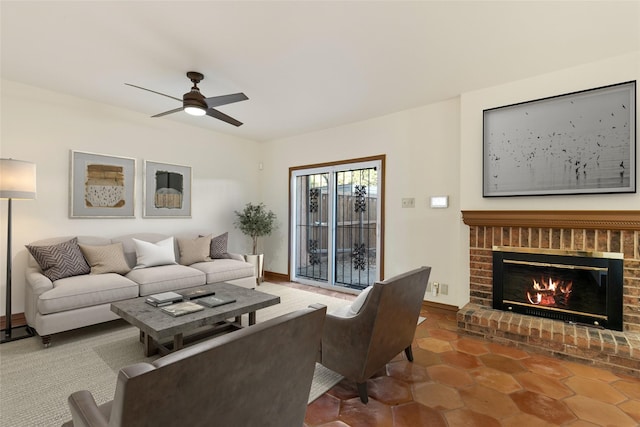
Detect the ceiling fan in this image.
<box><xmin>126</xmin><ymin>71</ymin><xmax>248</xmax><ymax>127</ymax></box>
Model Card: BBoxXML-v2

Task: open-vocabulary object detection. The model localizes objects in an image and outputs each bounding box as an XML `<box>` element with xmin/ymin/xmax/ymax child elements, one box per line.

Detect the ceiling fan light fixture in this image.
<box><xmin>184</xmin><ymin>105</ymin><xmax>206</xmax><ymax>116</ymax></box>
<box><xmin>183</xmin><ymin>88</ymin><xmax>208</xmax><ymax>116</ymax></box>
<box><xmin>127</xmin><ymin>71</ymin><xmax>246</xmax><ymax>126</ymax></box>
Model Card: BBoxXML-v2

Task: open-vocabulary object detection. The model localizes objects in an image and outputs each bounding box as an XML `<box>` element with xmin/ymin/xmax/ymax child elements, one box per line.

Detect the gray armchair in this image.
<box><xmin>62</xmin><ymin>305</ymin><xmax>326</xmax><ymax>427</ymax></box>
<box><xmin>318</xmin><ymin>266</ymin><xmax>431</xmax><ymax>403</ymax></box>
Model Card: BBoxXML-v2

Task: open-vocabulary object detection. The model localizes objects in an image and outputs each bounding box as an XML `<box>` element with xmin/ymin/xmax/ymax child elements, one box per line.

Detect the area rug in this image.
<box><xmin>0</xmin><ymin>282</ymin><xmax>349</xmax><ymax>427</ymax></box>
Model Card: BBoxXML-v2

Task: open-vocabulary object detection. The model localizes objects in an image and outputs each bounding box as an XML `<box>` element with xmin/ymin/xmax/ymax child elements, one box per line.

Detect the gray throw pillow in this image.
<box><xmin>210</xmin><ymin>232</ymin><xmax>231</xmax><ymax>259</ymax></box>
<box><xmin>26</xmin><ymin>237</ymin><xmax>91</xmax><ymax>282</ymax></box>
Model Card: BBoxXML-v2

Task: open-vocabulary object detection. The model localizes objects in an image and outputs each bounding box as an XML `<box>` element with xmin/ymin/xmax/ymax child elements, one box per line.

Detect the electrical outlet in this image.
<box><xmin>427</xmin><ymin>282</ymin><xmax>448</xmax><ymax>296</ymax></box>
<box><xmin>401</xmin><ymin>198</ymin><xmax>415</xmax><ymax>208</ymax></box>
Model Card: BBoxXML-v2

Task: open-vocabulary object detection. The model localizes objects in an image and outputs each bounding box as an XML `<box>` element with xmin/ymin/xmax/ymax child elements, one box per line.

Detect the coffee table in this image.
<box><xmin>111</xmin><ymin>282</ymin><xmax>280</xmax><ymax>356</ymax></box>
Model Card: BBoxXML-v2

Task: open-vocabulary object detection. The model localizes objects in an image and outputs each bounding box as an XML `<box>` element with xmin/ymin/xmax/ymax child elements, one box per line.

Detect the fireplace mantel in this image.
<box><xmin>462</xmin><ymin>210</ymin><xmax>640</xmax><ymax>231</ymax></box>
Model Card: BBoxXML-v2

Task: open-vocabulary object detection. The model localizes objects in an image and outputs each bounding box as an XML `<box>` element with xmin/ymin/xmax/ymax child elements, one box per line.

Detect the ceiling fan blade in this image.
<box><xmin>205</xmin><ymin>93</ymin><xmax>248</xmax><ymax>108</ymax></box>
<box><xmin>152</xmin><ymin>107</ymin><xmax>183</xmax><ymax>118</ymax></box>
<box><xmin>125</xmin><ymin>83</ymin><xmax>182</xmax><ymax>102</ymax></box>
<box><xmin>206</xmin><ymin>108</ymin><xmax>243</xmax><ymax>127</ymax></box>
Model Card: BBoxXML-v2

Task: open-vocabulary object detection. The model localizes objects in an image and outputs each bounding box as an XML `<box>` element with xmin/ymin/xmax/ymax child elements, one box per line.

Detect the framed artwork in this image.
<box><xmin>143</xmin><ymin>160</ymin><xmax>192</xmax><ymax>217</ymax></box>
<box><xmin>70</xmin><ymin>150</ymin><xmax>136</xmax><ymax>218</ymax></box>
<box><xmin>483</xmin><ymin>81</ymin><xmax>636</xmax><ymax>197</ymax></box>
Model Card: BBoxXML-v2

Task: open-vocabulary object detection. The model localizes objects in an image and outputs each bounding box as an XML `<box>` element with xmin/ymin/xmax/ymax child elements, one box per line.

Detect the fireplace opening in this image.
<box><xmin>493</xmin><ymin>247</ymin><xmax>623</xmax><ymax>331</ymax></box>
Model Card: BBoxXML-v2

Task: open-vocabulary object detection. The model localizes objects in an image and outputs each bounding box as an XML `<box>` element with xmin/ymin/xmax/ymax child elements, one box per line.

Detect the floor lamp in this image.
<box><xmin>0</xmin><ymin>158</ymin><xmax>36</xmax><ymax>343</ymax></box>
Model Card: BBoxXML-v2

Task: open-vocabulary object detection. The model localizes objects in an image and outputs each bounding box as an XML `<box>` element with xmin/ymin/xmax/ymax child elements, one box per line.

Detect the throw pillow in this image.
<box><xmin>79</xmin><ymin>242</ymin><xmax>131</xmax><ymax>275</ymax></box>
<box><xmin>177</xmin><ymin>235</ymin><xmax>212</xmax><ymax>265</ymax></box>
<box><xmin>328</xmin><ymin>286</ymin><xmax>374</xmax><ymax>318</ymax></box>
<box><xmin>132</xmin><ymin>237</ymin><xmax>177</xmax><ymax>269</ymax></box>
<box><xmin>347</xmin><ymin>285</ymin><xmax>374</xmax><ymax>316</ymax></box>
<box><xmin>26</xmin><ymin>237</ymin><xmax>91</xmax><ymax>282</ymax></box>
<box><xmin>210</xmin><ymin>232</ymin><xmax>231</xmax><ymax>259</ymax></box>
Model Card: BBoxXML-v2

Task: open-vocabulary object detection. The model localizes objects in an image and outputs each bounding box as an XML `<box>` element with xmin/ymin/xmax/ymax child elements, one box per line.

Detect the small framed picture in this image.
<box><xmin>143</xmin><ymin>160</ymin><xmax>192</xmax><ymax>218</ymax></box>
<box><xmin>70</xmin><ymin>150</ymin><xmax>136</xmax><ymax>218</ymax></box>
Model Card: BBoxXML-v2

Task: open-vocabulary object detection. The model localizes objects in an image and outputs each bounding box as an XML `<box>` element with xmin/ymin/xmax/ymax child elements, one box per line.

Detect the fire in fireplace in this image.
<box><xmin>493</xmin><ymin>247</ymin><xmax>623</xmax><ymax>331</ymax></box>
<box><xmin>526</xmin><ymin>276</ymin><xmax>573</xmax><ymax>307</ymax></box>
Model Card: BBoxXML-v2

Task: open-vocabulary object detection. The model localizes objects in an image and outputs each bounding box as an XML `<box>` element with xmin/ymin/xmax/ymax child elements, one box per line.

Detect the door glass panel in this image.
<box><xmin>294</xmin><ymin>173</ymin><xmax>329</xmax><ymax>283</ymax></box>
<box><xmin>334</xmin><ymin>168</ymin><xmax>377</xmax><ymax>290</ymax></box>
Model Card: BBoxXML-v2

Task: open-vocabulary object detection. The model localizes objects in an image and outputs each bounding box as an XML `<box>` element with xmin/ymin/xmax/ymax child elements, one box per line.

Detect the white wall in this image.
<box><xmin>260</xmin><ymin>52</ymin><xmax>640</xmax><ymax>309</ymax></box>
<box><xmin>458</xmin><ymin>52</ymin><xmax>640</xmax><ymax>306</ymax></box>
<box><xmin>3</xmin><ymin>52</ymin><xmax>638</xmax><ymax>316</ymax></box>
<box><xmin>1</xmin><ymin>80</ymin><xmax>261</xmax><ymax>315</ymax></box>
<box><xmin>260</xmin><ymin>98</ymin><xmax>462</xmax><ymax>306</ymax></box>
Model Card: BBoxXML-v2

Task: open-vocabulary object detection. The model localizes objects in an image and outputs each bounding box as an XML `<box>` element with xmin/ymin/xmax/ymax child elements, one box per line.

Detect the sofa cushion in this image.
<box><xmin>190</xmin><ymin>258</ymin><xmax>255</xmax><ymax>284</ymax></box>
<box><xmin>126</xmin><ymin>264</ymin><xmax>206</xmax><ymax>296</ymax></box>
<box><xmin>210</xmin><ymin>232</ymin><xmax>231</xmax><ymax>259</ymax></box>
<box><xmin>26</xmin><ymin>237</ymin><xmax>91</xmax><ymax>282</ymax></box>
<box><xmin>79</xmin><ymin>242</ymin><xmax>131</xmax><ymax>275</ymax></box>
<box><xmin>177</xmin><ymin>235</ymin><xmax>212</xmax><ymax>265</ymax></box>
<box><xmin>132</xmin><ymin>237</ymin><xmax>177</xmax><ymax>269</ymax></box>
<box><xmin>37</xmin><ymin>274</ymin><xmax>139</xmax><ymax>315</ymax></box>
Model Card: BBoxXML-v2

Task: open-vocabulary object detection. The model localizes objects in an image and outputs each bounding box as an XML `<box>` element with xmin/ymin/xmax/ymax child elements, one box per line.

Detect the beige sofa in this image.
<box><xmin>24</xmin><ymin>233</ymin><xmax>255</xmax><ymax>346</ymax></box>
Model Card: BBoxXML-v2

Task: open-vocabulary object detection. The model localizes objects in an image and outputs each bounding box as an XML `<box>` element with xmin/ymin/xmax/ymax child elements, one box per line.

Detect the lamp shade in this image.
<box><xmin>0</xmin><ymin>158</ymin><xmax>37</xmax><ymax>199</ymax></box>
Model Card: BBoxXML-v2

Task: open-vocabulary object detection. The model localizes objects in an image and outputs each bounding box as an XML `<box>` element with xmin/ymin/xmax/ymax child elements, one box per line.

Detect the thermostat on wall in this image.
<box><xmin>430</xmin><ymin>196</ymin><xmax>449</xmax><ymax>209</ymax></box>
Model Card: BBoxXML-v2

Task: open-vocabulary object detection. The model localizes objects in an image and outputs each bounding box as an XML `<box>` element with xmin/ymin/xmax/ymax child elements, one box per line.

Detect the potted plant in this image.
<box><xmin>234</xmin><ymin>202</ymin><xmax>277</xmax><ymax>284</ymax></box>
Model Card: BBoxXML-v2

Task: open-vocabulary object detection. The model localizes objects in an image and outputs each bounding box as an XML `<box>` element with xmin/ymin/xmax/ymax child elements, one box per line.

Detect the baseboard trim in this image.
<box><xmin>422</xmin><ymin>300</ymin><xmax>458</xmax><ymax>313</ymax></box>
<box><xmin>264</xmin><ymin>272</ymin><xmax>459</xmax><ymax>313</ymax></box>
<box><xmin>264</xmin><ymin>270</ymin><xmax>289</xmax><ymax>283</ymax></box>
<box><xmin>0</xmin><ymin>295</ymin><xmax>454</xmax><ymax>328</ymax></box>
<box><xmin>0</xmin><ymin>313</ymin><xmax>27</xmax><ymax>329</ymax></box>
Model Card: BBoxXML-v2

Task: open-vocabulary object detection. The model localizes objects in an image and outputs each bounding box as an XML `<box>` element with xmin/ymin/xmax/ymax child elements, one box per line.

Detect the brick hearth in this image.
<box><xmin>460</xmin><ymin>210</ymin><xmax>640</xmax><ymax>377</ymax></box>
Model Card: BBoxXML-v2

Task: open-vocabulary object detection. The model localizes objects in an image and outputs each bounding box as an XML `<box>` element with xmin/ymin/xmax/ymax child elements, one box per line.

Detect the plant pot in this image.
<box><xmin>244</xmin><ymin>254</ymin><xmax>264</xmax><ymax>285</ymax></box>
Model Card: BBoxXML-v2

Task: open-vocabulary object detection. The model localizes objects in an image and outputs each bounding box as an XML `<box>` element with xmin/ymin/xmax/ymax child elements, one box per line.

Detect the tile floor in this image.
<box><xmin>303</xmin><ymin>302</ymin><xmax>640</xmax><ymax>426</ymax></box>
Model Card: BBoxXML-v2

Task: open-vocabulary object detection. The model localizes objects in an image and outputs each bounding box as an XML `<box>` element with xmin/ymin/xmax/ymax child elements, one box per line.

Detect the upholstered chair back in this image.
<box><xmin>319</xmin><ymin>266</ymin><xmax>431</xmax><ymax>403</ymax></box>
<box><xmin>65</xmin><ymin>305</ymin><xmax>326</xmax><ymax>427</ymax></box>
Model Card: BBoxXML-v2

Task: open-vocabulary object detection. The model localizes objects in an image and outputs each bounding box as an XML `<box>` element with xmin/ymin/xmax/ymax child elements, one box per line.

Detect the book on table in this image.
<box><xmin>196</xmin><ymin>295</ymin><xmax>237</xmax><ymax>308</ymax></box>
<box><xmin>161</xmin><ymin>301</ymin><xmax>205</xmax><ymax>317</ymax></box>
<box><xmin>145</xmin><ymin>291</ymin><xmax>184</xmax><ymax>307</ymax></box>
<box><xmin>178</xmin><ymin>288</ymin><xmax>216</xmax><ymax>300</ymax></box>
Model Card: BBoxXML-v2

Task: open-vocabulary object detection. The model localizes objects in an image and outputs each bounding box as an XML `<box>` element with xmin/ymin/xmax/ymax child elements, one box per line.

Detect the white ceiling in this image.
<box><xmin>2</xmin><ymin>1</ymin><xmax>639</xmax><ymax>142</ymax></box>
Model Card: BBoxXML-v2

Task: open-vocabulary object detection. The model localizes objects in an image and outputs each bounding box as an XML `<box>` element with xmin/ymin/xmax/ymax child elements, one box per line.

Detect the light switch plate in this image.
<box><xmin>402</xmin><ymin>198</ymin><xmax>415</xmax><ymax>208</ymax></box>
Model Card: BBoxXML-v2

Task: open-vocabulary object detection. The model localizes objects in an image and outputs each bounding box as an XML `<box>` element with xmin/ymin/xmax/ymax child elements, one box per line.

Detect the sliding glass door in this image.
<box><xmin>290</xmin><ymin>157</ymin><xmax>383</xmax><ymax>291</ymax></box>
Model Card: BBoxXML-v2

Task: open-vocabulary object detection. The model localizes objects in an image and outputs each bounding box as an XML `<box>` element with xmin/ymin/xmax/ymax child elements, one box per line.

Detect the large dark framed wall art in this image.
<box><xmin>483</xmin><ymin>81</ymin><xmax>636</xmax><ymax>197</ymax></box>
<box><xmin>143</xmin><ymin>160</ymin><xmax>192</xmax><ymax>218</ymax></box>
<box><xmin>70</xmin><ymin>150</ymin><xmax>136</xmax><ymax>218</ymax></box>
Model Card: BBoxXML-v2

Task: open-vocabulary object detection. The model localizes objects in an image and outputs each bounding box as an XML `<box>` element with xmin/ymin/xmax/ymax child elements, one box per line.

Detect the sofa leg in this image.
<box><xmin>356</xmin><ymin>382</ymin><xmax>368</xmax><ymax>404</ymax></box>
<box><xmin>404</xmin><ymin>345</ymin><xmax>414</xmax><ymax>362</ymax></box>
<box><xmin>41</xmin><ymin>335</ymin><xmax>51</xmax><ymax>348</ymax></box>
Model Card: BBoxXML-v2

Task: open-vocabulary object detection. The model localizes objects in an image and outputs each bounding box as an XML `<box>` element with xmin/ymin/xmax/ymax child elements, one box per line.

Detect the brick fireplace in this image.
<box><xmin>459</xmin><ymin>210</ymin><xmax>640</xmax><ymax>376</ymax></box>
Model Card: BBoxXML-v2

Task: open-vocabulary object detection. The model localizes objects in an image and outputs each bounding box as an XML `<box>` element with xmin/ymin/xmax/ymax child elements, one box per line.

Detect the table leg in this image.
<box><xmin>173</xmin><ymin>333</ymin><xmax>184</xmax><ymax>351</ymax></box>
<box><xmin>143</xmin><ymin>333</ymin><xmax>157</xmax><ymax>357</ymax></box>
<box><xmin>249</xmin><ymin>311</ymin><xmax>256</xmax><ymax>325</ymax></box>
